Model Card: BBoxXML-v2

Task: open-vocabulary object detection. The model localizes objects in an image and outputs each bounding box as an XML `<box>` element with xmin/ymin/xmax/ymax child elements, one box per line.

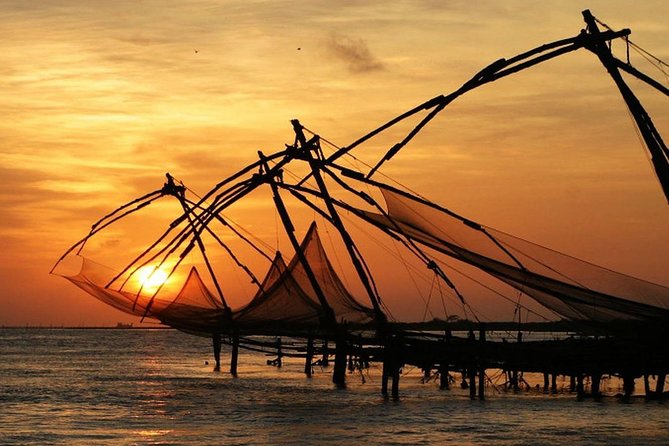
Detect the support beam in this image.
<box><xmin>304</xmin><ymin>335</ymin><xmax>314</xmax><ymax>377</ymax></box>
<box><xmin>582</xmin><ymin>9</ymin><xmax>669</xmax><ymax>204</ymax></box>
<box><xmin>321</xmin><ymin>339</ymin><xmax>330</xmax><ymax>367</ymax></box>
<box><xmin>591</xmin><ymin>373</ymin><xmax>601</xmax><ymax>398</ymax></box>
<box><xmin>392</xmin><ymin>364</ymin><xmax>401</xmax><ymax>400</ymax></box>
<box><xmin>230</xmin><ymin>331</ymin><xmax>239</xmax><ymax>377</ymax></box>
<box><xmin>576</xmin><ymin>374</ymin><xmax>585</xmax><ymax>398</ymax></box>
<box><xmin>439</xmin><ymin>363</ymin><xmax>450</xmax><ymax>390</ymax></box>
<box><xmin>623</xmin><ymin>374</ymin><xmax>635</xmax><ymax>400</ymax></box>
<box><xmin>333</xmin><ymin>339</ymin><xmax>347</xmax><ymax>388</ymax></box>
<box><xmin>291</xmin><ymin>120</ymin><xmax>386</xmax><ymax>327</ymax></box>
<box><xmin>381</xmin><ymin>356</ymin><xmax>389</xmax><ymax>396</ymax></box>
<box><xmin>656</xmin><ymin>373</ymin><xmax>666</xmax><ymax>397</ymax></box>
<box><xmin>478</xmin><ymin>326</ymin><xmax>486</xmax><ymax>400</ymax></box>
<box><xmin>212</xmin><ymin>332</ymin><xmax>221</xmax><ymax>372</ymax></box>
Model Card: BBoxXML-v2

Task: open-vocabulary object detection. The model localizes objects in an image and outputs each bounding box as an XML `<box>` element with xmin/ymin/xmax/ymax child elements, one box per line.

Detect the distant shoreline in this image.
<box><xmin>0</xmin><ymin>325</ymin><xmax>171</xmax><ymax>330</ymax></box>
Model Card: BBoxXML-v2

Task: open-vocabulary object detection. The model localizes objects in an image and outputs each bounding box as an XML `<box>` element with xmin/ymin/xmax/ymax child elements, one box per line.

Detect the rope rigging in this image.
<box><xmin>51</xmin><ymin>9</ymin><xmax>669</xmax><ymax>338</ymax></box>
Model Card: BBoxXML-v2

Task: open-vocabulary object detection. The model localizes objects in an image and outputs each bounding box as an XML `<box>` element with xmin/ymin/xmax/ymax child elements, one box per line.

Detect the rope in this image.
<box><xmin>594</xmin><ymin>16</ymin><xmax>669</xmax><ymax>83</ymax></box>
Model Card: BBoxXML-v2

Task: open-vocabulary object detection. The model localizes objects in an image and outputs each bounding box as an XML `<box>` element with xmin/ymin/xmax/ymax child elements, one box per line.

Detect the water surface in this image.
<box><xmin>1</xmin><ymin>329</ymin><xmax>667</xmax><ymax>445</ymax></box>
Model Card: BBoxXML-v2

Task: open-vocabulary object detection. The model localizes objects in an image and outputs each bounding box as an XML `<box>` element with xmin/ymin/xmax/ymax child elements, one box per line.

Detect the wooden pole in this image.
<box><xmin>623</xmin><ymin>374</ymin><xmax>635</xmax><ymax>400</ymax></box>
<box><xmin>551</xmin><ymin>373</ymin><xmax>558</xmax><ymax>394</ymax></box>
<box><xmin>512</xmin><ymin>331</ymin><xmax>522</xmax><ymax>391</ymax></box>
<box><xmin>304</xmin><ymin>335</ymin><xmax>314</xmax><ymax>377</ymax></box>
<box><xmin>332</xmin><ymin>338</ymin><xmax>347</xmax><ymax>387</ymax></box>
<box><xmin>212</xmin><ymin>332</ymin><xmax>221</xmax><ymax>372</ymax></box>
<box><xmin>439</xmin><ymin>363</ymin><xmax>450</xmax><ymax>390</ymax></box>
<box><xmin>478</xmin><ymin>326</ymin><xmax>486</xmax><ymax>400</ymax></box>
<box><xmin>582</xmin><ymin>9</ymin><xmax>669</xmax><ymax>204</ymax></box>
<box><xmin>656</xmin><ymin>373</ymin><xmax>666</xmax><ymax>397</ymax></box>
<box><xmin>230</xmin><ymin>330</ymin><xmax>239</xmax><ymax>377</ymax></box>
<box><xmin>576</xmin><ymin>374</ymin><xmax>585</xmax><ymax>397</ymax></box>
<box><xmin>391</xmin><ymin>363</ymin><xmax>400</xmax><ymax>400</ymax></box>
<box><xmin>381</xmin><ymin>355</ymin><xmax>389</xmax><ymax>396</ymax></box>
<box><xmin>591</xmin><ymin>373</ymin><xmax>601</xmax><ymax>397</ymax></box>
<box><xmin>644</xmin><ymin>374</ymin><xmax>651</xmax><ymax>397</ymax></box>
<box><xmin>321</xmin><ymin>339</ymin><xmax>330</xmax><ymax>367</ymax></box>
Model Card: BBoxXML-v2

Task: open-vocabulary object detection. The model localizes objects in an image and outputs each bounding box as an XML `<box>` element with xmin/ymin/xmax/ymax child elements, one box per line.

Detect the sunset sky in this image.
<box><xmin>1</xmin><ymin>0</ymin><xmax>668</xmax><ymax>326</ymax></box>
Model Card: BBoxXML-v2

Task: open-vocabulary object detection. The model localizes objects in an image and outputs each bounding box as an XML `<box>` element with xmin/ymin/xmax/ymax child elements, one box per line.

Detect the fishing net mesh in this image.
<box><xmin>374</xmin><ymin>188</ymin><xmax>669</xmax><ymax>322</ymax></box>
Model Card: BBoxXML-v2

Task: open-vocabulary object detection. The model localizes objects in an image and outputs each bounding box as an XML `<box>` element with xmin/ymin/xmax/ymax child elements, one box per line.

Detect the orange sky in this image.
<box><xmin>1</xmin><ymin>0</ymin><xmax>668</xmax><ymax>326</ymax></box>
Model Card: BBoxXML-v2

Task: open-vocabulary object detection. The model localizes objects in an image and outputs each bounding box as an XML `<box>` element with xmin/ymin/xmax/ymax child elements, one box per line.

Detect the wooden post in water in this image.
<box><xmin>230</xmin><ymin>330</ymin><xmax>239</xmax><ymax>377</ymax></box>
<box><xmin>643</xmin><ymin>374</ymin><xmax>651</xmax><ymax>397</ymax></box>
<box><xmin>576</xmin><ymin>374</ymin><xmax>585</xmax><ymax>397</ymax></box>
<box><xmin>570</xmin><ymin>375</ymin><xmax>576</xmax><ymax>392</ymax></box>
<box><xmin>332</xmin><ymin>338</ymin><xmax>347</xmax><ymax>387</ymax></box>
<box><xmin>623</xmin><ymin>373</ymin><xmax>635</xmax><ymax>400</ymax></box>
<box><xmin>478</xmin><ymin>326</ymin><xmax>486</xmax><ymax>400</ymax></box>
<box><xmin>467</xmin><ymin>329</ymin><xmax>476</xmax><ymax>399</ymax></box>
<box><xmin>551</xmin><ymin>373</ymin><xmax>558</xmax><ymax>394</ymax></box>
<box><xmin>321</xmin><ymin>339</ymin><xmax>330</xmax><ymax>367</ymax></box>
<box><xmin>212</xmin><ymin>332</ymin><xmax>222</xmax><ymax>372</ymax></box>
<box><xmin>543</xmin><ymin>373</ymin><xmax>550</xmax><ymax>393</ymax></box>
<box><xmin>391</xmin><ymin>362</ymin><xmax>401</xmax><ymax>400</ymax></box>
<box><xmin>510</xmin><ymin>331</ymin><xmax>522</xmax><ymax>391</ymax></box>
<box><xmin>656</xmin><ymin>373</ymin><xmax>666</xmax><ymax>398</ymax></box>
<box><xmin>439</xmin><ymin>329</ymin><xmax>451</xmax><ymax>390</ymax></box>
<box><xmin>439</xmin><ymin>363</ymin><xmax>450</xmax><ymax>390</ymax></box>
<box><xmin>381</xmin><ymin>355</ymin><xmax>389</xmax><ymax>396</ymax></box>
<box><xmin>304</xmin><ymin>335</ymin><xmax>314</xmax><ymax>377</ymax></box>
<box><xmin>591</xmin><ymin>373</ymin><xmax>601</xmax><ymax>397</ymax></box>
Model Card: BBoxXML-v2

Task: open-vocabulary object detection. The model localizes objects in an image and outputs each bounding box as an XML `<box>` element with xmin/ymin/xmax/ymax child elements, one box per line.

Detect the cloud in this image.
<box><xmin>325</xmin><ymin>32</ymin><xmax>384</xmax><ymax>73</ymax></box>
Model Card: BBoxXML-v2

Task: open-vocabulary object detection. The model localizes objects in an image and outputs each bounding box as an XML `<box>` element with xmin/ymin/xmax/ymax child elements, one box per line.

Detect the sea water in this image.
<box><xmin>1</xmin><ymin>328</ymin><xmax>667</xmax><ymax>445</ymax></box>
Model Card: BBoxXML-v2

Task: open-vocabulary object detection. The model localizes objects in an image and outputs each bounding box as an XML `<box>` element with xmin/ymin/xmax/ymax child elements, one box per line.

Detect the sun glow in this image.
<box><xmin>136</xmin><ymin>266</ymin><xmax>170</xmax><ymax>291</ymax></box>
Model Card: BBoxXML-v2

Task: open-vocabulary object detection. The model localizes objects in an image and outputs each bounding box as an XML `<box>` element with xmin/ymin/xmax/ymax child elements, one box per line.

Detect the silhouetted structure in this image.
<box><xmin>52</xmin><ymin>10</ymin><xmax>669</xmax><ymax>400</ymax></box>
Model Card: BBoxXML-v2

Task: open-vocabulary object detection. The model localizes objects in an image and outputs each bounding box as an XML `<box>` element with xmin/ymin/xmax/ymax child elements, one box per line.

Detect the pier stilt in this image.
<box><xmin>276</xmin><ymin>337</ymin><xmax>283</xmax><ymax>367</ymax></box>
<box><xmin>230</xmin><ymin>331</ymin><xmax>239</xmax><ymax>376</ymax></box>
<box><xmin>591</xmin><ymin>373</ymin><xmax>601</xmax><ymax>398</ymax></box>
<box><xmin>469</xmin><ymin>367</ymin><xmax>476</xmax><ymax>400</ymax></box>
<box><xmin>623</xmin><ymin>374</ymin><xmax>635</xmax><ymax>400</ymax></box>
<box><xmin>576</xmin><ymin>374</ymin><xmax>585</xmax><ymax>397</ymax></box>
<box><xmin>332</xmin><ymin>339</ymin><xmax>347</xmax><ymax>388</ymax></box>
<box><xmin>304</xmin><ymin>335</ymin><xmax>313</xmax><ymax>377</ymax></box>
<box><xmin>644</xmin><ymin>374</ymin><xmax>651</xmax><ymax>397</ymax></box>
<box><xmin>543</xmin><ymin>373</ymin><xmax>550</xmax><ymax>393</ymax></box>
<box><xmin>439</xmin><ymin>363</ymin><xmax>450</xmax><ymax>390</ymax></box>
<box><xmin>478</xmin><ymin>327</ymin><xmax>485</xmax><ymax>400</ymax></box>
<box><xmin>321</xmin><ymin>339</ymin><xmax>330</xmax><ymax>367</ymax></box>
<box><xmin>656</xmin><ymin>373</ymin><xmax>666</xmax><ymax>398</ymax></box>
<box><xmin>570</xmin><ymin>375</ymin><xmax>576</xmax><ymax>392</ymax></box>
<box><xmin>551</xmin><ymin>373</ymin><xmax>558</xmax><ymax>394</ymax></box>
<box><xmin>381</xmin><ymin>357</ymin><xmax>389</xmax><ymax>396</ymax></box>
<box><xmin>212</xmin><ymin>332</ymin><xmax>221</xmax><ymax>372</ymax></box>
<box><xmin>511</xmin><ymin>331</ymin><xmax>522</xmax><ymax>391</ymax></box>
<box><xmin>391</xmin><ymin>364</ymin><xmax>401</xmax><ymax>400</ymax></box>
<box><xmin>423</xmin><ymin>366</ymin><xmax>431</xmax><ymax>382</ymax></box>
<box><xmin>511</xmin><ymin>370</ymin><xmax>519</xmax><ymax>391</ymax></box>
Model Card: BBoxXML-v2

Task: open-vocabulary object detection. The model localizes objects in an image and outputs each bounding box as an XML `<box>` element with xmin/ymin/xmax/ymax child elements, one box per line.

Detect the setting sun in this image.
<box><xmin>136</xmin><ymin>266</ymin><xmax>170</xmax><ymax>292</ymax></box>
